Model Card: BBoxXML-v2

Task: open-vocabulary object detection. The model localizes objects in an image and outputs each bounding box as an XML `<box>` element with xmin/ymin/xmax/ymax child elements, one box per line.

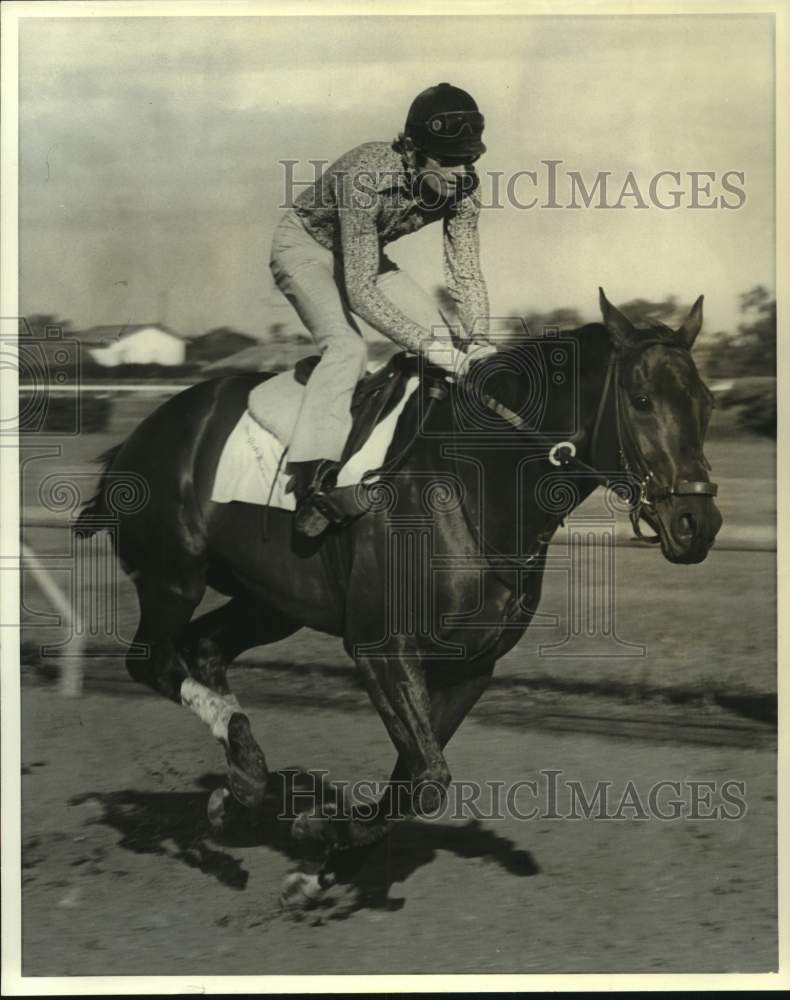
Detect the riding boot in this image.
<box><xmin>286</xmin><ymin>459</ymin><xmax>343</xmax><ymax>538</ymax></box>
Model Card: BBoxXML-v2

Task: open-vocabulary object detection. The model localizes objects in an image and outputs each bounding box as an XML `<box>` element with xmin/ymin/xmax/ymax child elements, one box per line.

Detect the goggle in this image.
<box><xmin>424</xmin><ymin>110</ymin><xmax>485</xmax><ymax>138</ymax></box>
<box><xmin>433</xmin><ymin>152</ymin><xmax>482</xmax><ymax>168</ymax></box>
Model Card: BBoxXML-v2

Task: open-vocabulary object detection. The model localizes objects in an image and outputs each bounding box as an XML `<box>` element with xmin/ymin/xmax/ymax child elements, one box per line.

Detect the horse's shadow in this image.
<box><xmin>70</xmin><ymin>770</ymin><xmax>539</xmax><ymax>917</ymax></box>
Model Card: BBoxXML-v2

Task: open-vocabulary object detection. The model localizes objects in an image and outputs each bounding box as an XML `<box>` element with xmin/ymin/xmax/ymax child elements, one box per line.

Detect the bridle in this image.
<box><xmin>610</xmin><ymin>341</ymin><xmax>718</xmax><ymax>538</ymax></box>
<box><xmin>478</xmin><ymin>337</ymin><xmax>718</xmax><ymax>542</ymax></box>
<box><xmin>363</xmin><ymin>337</ymin><xmax>718</xmax><ymax>575</ymax></box>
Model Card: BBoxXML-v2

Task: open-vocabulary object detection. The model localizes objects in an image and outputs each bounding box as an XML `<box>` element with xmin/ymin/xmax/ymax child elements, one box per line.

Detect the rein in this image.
<box><xmin>475</xmin><ymin>338</ymin><xmax>718</xmax><ymax>546</ymax></box>
<box><xmin>360</xmin><ymin>337</ymin><xmax>718</xmax><ymax>594</ymax></box>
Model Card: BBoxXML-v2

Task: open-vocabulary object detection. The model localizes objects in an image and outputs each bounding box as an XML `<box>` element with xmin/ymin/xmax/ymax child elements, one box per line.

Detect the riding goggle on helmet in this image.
<box><xmin>425</xmin><ymin>110</ymin><xmax>485</xmax><ymax>139</ymax></box>
<box><xmin>405</xmin><ymin>83</ymin><xmax>486</xmax><ymax>162</ymax></box>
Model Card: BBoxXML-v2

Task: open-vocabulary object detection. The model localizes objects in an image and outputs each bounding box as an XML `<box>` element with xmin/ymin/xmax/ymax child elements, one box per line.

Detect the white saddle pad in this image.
<box><xmin>211</xmin><ymin>377</ymin><xmax>419</xmax><ymax>509</ymax></box>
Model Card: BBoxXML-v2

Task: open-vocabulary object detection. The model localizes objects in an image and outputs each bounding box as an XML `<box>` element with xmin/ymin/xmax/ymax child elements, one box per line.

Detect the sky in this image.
<box><xmin>18</xmin><ymin>12</ymin><xmax>775</xmax><ymax>341</ymax></box>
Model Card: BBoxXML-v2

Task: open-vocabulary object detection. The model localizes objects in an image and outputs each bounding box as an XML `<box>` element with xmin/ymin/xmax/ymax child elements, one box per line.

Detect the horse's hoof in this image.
<box><xmin>292</xmin><ymin>805</ymin><xmax>350</xmax><ymax>846</ymax></box>
<box><xmin>207</xmin><ymin>786</ymin><xmax>234</xmax><ymax>833</ymax></box>
<box><xmin>226</xmin><ymin>714</ymin><xmax>268</xmax><ymax>809</ymax></box>
<box><xmin>291</xmin><ymin>811</ymin><xmax>331</xmax><ymax>844</ymax></box>
<box><xmin>279</xmin><ymin>871</ymin><xmax>325</xmax><ymax>911</ymax></box>
<box><xmin>228</xmin><ymin>767</ymin><xmax>267</xmax><ymax>810</ymax></box>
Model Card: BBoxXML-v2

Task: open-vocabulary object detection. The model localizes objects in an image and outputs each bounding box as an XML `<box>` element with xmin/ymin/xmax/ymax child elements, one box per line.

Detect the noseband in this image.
<box><xmin>480</xmin><ymin>338</ymin><xmax>718</xmax><ymax>539</ymax></box>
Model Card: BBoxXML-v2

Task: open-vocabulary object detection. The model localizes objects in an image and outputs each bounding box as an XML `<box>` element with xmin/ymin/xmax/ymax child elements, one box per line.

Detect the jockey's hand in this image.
<box><xmin>423</xmin><ymin>339</ymin><xmax>497</xmax><ymax>379</ymax></box>
<box><xmin>466</xmin><ymin>341</ymin><xmax>498</xmax><ymax>362</ymax></box>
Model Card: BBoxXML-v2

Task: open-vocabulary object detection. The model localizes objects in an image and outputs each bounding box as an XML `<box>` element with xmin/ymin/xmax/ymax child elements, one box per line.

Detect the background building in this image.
<box><xmin>78</xmin><ymin>324</ymin><xmax>186</xmax><ymax>367</ymax></box>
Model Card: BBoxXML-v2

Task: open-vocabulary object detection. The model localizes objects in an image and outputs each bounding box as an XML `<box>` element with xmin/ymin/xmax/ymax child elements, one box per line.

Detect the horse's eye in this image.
<box><xmin>631</xmin><ymin>394</ymin><xmax>652</xmax><ymax>412</ymax></box>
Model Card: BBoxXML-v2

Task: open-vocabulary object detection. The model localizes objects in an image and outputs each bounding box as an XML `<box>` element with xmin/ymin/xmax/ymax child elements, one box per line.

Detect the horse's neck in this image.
<box><xmin>428</xmin><ymin>328</ymin><xmax>616</xmax><ymax>550</ymax></box>
<box><xmin>442</xmin><ymin>326</ymin><xmax>614</xmax><ymax>456</ymax></box>
<box><xmin>415</xmin><ymin>398</ymin><xmax>558</xmax><ymax>556</ymax></box>
<box><xmin>574</xmin><ymin>326</ymin><xmax>621</xmax><ymax>472</ymax></box>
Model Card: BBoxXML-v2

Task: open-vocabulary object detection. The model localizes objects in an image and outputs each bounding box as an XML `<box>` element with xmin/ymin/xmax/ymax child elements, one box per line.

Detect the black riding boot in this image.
<box><xmin>286</xmin><ymin>459</ymin><xmax>342</xmax><ymax>538</ymax></box>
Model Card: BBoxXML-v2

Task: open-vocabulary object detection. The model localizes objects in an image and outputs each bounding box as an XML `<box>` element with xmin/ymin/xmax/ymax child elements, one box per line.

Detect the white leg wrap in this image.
<box><xmin>181</xmin><ymin>678</ymin><xmax>242</xmax><ymax>743</ymax></box>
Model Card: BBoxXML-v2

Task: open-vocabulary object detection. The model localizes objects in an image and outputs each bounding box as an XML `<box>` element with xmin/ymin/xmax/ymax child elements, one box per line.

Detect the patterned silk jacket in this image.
<box><xmin>290</xmin><ymin>141</ymin><xmax>490</xmax><ymax>353</ymax></box>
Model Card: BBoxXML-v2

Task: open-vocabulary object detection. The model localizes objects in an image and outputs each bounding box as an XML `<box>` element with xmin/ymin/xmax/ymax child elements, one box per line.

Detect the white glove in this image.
<box><xmin>423</xmin><ymin>340</ymin><xmax>497</xmax><ymax>378</ymax></box>
<box><xmin>467</xmin><ymin>341</ymin><xmax>498</xmax><ymax>361</ymax></box>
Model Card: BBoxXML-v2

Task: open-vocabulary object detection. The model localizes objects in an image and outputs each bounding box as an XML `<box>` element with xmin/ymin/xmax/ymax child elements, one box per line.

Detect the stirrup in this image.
<box><xmin>287</xmin><ymin>459</ymin><xmax>338</xmax><ymax>502</ymax></box>
<box><xmin>293</xmin><ymin>496</ymin><xmax>332</xmax><ymax>538</ymax></box>
<box><xmin>309</xmin><ymin>487</ymin><xmax>354</xmax><ymax>525</ymax></box>
<box><xmin>292</xmin><ymin>466</ymin><xmax>349</xmax><ymax>537</ymax></box>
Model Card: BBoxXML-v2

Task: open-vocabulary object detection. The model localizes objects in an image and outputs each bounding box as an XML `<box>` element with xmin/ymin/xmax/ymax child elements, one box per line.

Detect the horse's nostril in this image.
<box><xmin>676</xmin><ymin>513</ymin><xmax>695</xmax><ymax>540</ymax></box>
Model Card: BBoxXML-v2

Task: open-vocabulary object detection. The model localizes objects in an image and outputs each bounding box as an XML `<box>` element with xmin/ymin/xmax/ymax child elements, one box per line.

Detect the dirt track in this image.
<box><xmin>19</xmin><ymin>430</ymin><xmax>777</xmax><ymax>975</ymax></box>
<box><xmin>21</xmin><ymin>681</ymin><xmax>776</xmax><ymax>976</ymax></box>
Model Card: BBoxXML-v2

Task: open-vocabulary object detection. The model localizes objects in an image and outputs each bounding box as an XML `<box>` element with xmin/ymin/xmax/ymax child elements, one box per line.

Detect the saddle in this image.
<box><xmin>244</xmin><ymin>350</ymin><xmax>444</xmax><ymax>541</ymax></box>
<box><xmin>292</xmin><ymin>350</ymin><xmax>417</xmax><ymax>466</ymax></box>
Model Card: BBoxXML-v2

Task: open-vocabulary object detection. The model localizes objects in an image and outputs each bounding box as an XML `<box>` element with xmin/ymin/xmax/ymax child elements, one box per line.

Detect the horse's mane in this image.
<box><xmin>448</xmin><ymin>318</ymin><xmax>699</xmax><ymax>419</ymax></box>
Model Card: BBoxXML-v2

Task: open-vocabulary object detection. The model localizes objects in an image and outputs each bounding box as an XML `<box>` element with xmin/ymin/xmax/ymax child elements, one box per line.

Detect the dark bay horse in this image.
<box><xmin>75</xmin><ymin>289</ymin><xmax>721</xmax><ymax>904</ymax></box>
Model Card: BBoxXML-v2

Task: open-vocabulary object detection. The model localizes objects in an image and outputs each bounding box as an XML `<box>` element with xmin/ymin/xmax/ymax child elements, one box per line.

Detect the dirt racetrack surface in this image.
<box><xmin>21</xmin><ymin>682</ymin><xmax>776</xmax><ymax>976</ymax></box>
<box><xmin>17</xmin><ymin>431</ymin><xmax>777</xmax><ymax>976</ymax></box>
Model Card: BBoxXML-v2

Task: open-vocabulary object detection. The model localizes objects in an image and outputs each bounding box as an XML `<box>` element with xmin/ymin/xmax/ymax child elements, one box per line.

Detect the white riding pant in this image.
<box><xmin>269</xmin><ymin>211</ymin><xmax>448</xmax><ymax>463</ymax></box>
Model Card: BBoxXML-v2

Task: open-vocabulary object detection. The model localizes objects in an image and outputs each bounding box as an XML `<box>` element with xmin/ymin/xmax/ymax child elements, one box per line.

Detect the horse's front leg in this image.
<box><xmin>291</xmin><ymin>652</ymin><xmax>446</xmax><ymax>845</ymax></box>
<box><xmin>291</xmin><ymin>656</ymin><xmax>495</xmax><ymax>850</ymax></box>
<box><xmin>281</xmin><ymin>656</ymin><xmax>495</xmax><ymax>908</ymax></box>
<box><xmin>358</xmin><ymin>652</ymin><xmax>453</xmax><ymax>809</ymax></box>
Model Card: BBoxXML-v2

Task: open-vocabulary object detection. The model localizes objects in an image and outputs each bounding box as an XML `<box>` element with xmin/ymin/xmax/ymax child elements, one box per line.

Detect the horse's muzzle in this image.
<box><xmin>653</xmin><ymin>494</ymin><xmax>723</xmax><ymax>564</ymax></box>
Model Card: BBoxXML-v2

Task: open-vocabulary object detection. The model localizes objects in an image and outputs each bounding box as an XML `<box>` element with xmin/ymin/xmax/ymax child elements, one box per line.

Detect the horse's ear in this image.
<box><xmin>679</xmin><ymin>294</ymin><xmax>704</xmax><ymax>349</ymax></box>
<box><xmin>598</xmin><ymin>287</ymin><xmax>634</xmax><ymax>350</ymax></box>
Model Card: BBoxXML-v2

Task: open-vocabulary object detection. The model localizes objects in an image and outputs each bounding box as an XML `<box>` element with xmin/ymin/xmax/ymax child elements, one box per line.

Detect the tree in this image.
<box><xmin>185</xmin><ymin>326</ymin><xmax>257</xmax><ymax>364</ymax></box>
<box><xmin>617</xmin><ymin>295</ymin><xmax>680</xmax><ymax>326</ymax></box>
<box><xmin>706</xmin><ymin>285</ymin><xmax>775</xmax><ymax>378</ymax></box>
<box><xmin>262</xmin><ymin>321</ymin><xmax>311</xmax><ymax>346</ymax></box>
<box><xmin>500</xmin><ymin>307</ymin><xmax>584</xmax><ymax>344</ymax></box>
<box><xmin>19</xmin><ymin>314</ymin><xmax>73</xmax><ymax>338</ymax></box>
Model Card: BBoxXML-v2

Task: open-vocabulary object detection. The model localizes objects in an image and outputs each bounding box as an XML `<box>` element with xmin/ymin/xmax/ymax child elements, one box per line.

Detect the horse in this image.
<box><xmin>74</xmin><ymin>288</ymin><xmax>722</xmax><ymax>905</ymax></box>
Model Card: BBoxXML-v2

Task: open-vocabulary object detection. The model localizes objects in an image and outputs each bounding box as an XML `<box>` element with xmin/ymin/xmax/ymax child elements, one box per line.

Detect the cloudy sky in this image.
<box><xmin>18</xmin><ymin>12</ymin><xmax>774</xmax><ymax>340</ymax></box>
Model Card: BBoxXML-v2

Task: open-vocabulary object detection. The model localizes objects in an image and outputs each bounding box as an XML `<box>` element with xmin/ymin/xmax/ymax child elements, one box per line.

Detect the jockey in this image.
<box><xmin>269</xmin><ymin>82</ymin><xmax>496</xmax><ymax>537</ymax></box>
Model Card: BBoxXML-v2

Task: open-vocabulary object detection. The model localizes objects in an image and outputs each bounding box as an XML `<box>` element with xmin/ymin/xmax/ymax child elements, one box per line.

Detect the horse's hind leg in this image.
<box><xmin>126</xmin><ymin>580</ymin><xmax>202</xmax><ymax>702</ymax></box>
<box><xmin>178</xmin><ymin>597</ymin><xmax>300</xmax><ymax>812</ymax></box>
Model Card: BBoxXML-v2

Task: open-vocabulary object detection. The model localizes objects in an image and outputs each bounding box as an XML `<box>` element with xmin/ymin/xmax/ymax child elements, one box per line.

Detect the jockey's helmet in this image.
<box><xmin>405</xmin><ymin>83</ymin><xmax>486</xmax><ymax>162</ymax></box>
